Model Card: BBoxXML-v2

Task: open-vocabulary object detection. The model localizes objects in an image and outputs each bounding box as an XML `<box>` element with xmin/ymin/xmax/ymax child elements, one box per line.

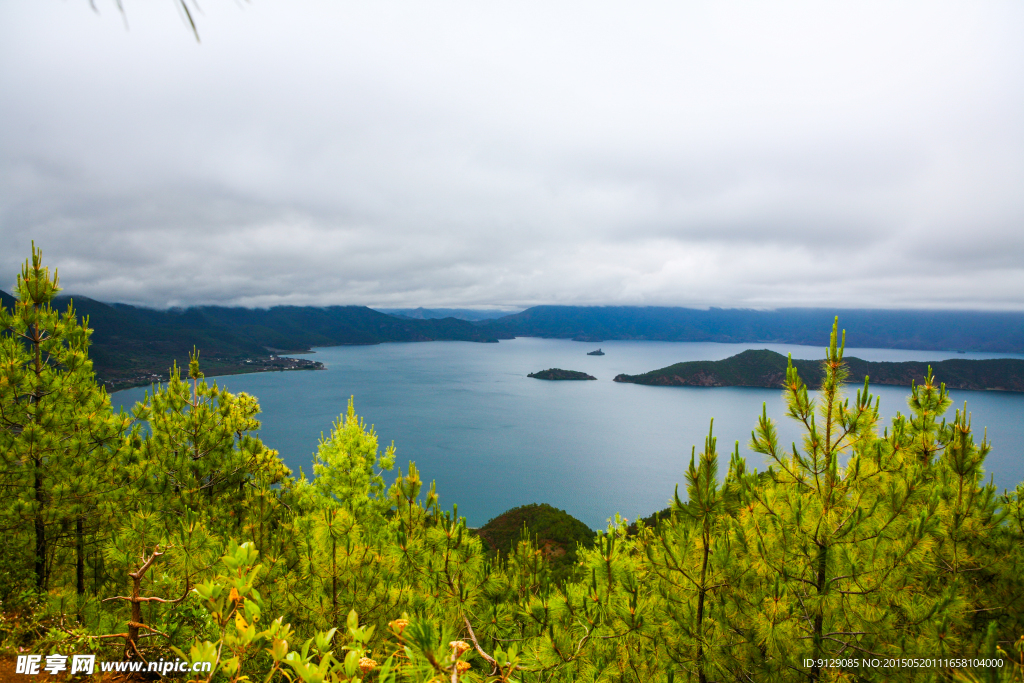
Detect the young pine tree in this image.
<box><xmin>645</xmin><ymin>421</ymin><xmax>741</xmax><ymax>683</ymax></box>
<box><xmin>122</xmin><ymin>350</ymin><xmax>291</xmax><ymax>599</ymax></box>
<box><xmin>742</xmin><ymin>318</ymin><xmax>940</xmax><ymax>681</ymax></box>
<box><xmin>312</xmin><ymin>396</ymin><xmax>396</xmax><ymax>519</ymax></box>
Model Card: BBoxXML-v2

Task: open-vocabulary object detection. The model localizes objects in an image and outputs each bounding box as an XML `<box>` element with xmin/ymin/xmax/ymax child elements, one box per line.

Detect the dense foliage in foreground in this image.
<box><xmin>2</xmin><ymin>248</ymin><xmax>1024</xmax><ymax>683</ymax></box>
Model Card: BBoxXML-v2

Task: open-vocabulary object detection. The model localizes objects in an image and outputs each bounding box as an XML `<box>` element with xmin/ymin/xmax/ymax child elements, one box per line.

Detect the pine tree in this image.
<box><xmin>312</xmin><ymin>396</ymin><xmax>396</xmax><ymax>518</ymax></box>
<box><xmin>645</xmin><ymin>421</ymin><xmax>739</xmax><ymax>683</ymax></box>
<box><xmin>0</xmin><ymin>245</ymin><xmax>129</xmax><ymax>595</ymax></box>
<box><xmin>121</xmin><ymin>349</ymin><xmax>291</xmax><ymax>599</ymax></box>
<box><xmin>131</xmin><ymin>349</ymin><xmax>289</xmax><ymax>518</ymax></box>
<box><xmin>743</xmin><ymin>318</ymin><xmax>940</xmax><ymax>680</ymax></box>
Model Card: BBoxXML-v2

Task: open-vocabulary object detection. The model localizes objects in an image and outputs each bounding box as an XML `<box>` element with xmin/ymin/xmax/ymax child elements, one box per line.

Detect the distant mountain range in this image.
<box><xmin>3</xmin><ymin>292</ymin><xmax>1021</xmax><ymax>390</ymax></box>
<box><xmin>479</xmin><ymin>306</ymin><xmax>1024</xmax><ymax>353</ymax></box>
<box><xmin>614</xmin><ymin>349</ymin><xmax>1024</xmax><ymax>392</ymax></box>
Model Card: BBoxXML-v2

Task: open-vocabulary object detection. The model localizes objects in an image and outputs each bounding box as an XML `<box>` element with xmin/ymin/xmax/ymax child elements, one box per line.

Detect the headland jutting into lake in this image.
<box><xmin>614</xmin><ymin>349</ymin><xmax>1024</xmax><ymax>392</ymax></box>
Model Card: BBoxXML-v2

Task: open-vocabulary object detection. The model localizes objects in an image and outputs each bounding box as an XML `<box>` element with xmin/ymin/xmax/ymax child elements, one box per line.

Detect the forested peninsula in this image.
<box><xmin>614</xmin><ymin>348</ymin><xmax>1024</xmax><ymax>392</ymax></box>
<box><xmin>0</xmin><ymin>290</ymin><xmax>510</xmax><ymax>390</ymax></box>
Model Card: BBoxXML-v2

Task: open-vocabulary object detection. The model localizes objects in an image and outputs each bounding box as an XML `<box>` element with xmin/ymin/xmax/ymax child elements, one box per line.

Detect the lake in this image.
<box><xmin>114</xmin><ymin>338</ymin><xmax>1024</xmax><ymax>529</ymax></box>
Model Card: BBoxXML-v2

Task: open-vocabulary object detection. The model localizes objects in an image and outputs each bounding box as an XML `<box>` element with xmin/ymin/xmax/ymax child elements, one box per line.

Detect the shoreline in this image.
<box><xmin>102</xmin><ymin>355</ymin><xmax>324</xmax><ymax>392</ymax></box>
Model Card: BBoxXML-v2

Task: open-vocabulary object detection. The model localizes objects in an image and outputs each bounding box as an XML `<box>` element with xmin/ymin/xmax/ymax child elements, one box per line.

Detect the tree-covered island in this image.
<box><xmin>527</xmin><ymin>368</ymin><xmax>597</xmax><ymax>380</ymax></box>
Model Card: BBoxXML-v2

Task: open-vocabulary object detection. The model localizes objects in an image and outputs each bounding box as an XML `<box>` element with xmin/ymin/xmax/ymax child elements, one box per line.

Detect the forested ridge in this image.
<box><xmin>3</xmin><ymin>248</ymin><xmax>1024</xmax><ymax>682</ymax></box>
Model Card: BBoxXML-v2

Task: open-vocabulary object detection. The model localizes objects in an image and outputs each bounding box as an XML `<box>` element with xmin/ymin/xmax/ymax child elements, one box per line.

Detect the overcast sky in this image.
<box><xmin>1</xmin><ymin>2</ymin><xmax>1022</xmax><ymax>310</ymax></box>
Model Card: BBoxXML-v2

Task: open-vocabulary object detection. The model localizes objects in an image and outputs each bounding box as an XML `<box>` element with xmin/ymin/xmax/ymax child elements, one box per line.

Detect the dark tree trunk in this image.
<box><xmin>76</xmin><ymin>517</ymin><xmax>86</xmax><ymax>596</ymax></box>
<box><xmin>331</xmin><ymin>525</ymin><xmax>338</xmax><ymax>615</ymax></box>
<box><xmin>696</xmin><ymin>530</ymin><xmax>710</xmax><ymax>683</ymax></box>
<box><xmin>810</xmin><ymin>543</ymin><xmax>829</xmax><ymax>682</ymax></box>
<box><xmin>34</xmin><ymin>463</ymin><xmax>46</xmax><ymax>591</ymax></box>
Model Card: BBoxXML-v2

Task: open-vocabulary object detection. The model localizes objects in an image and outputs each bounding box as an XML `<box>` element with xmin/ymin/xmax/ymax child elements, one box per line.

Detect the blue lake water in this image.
<box><xmin>114</xmin><ymin>339</ymin><xmax>1024</xmax><ymax>529</ymax></box>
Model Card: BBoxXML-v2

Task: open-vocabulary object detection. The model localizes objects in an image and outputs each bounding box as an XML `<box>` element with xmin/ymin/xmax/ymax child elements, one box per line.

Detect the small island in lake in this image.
<box><xmin>587</xmin><ymin>348</ymin><xmax>605</xmax><ymax>355</ymax></box>
<box><xmin>613</xmin><ymin>349</ymin><xmax>1024</xmax><ymax>392</ymax></box>
<box><xmin>528</xmin><ymin>368</ymin><xmax>597</xmax><ymax>380</ymax></box>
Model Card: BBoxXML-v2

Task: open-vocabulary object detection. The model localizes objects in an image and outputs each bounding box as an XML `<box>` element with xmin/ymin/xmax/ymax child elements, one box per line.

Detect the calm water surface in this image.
<box><xmin>114</xmin><ymin>339</ymin><xmax>1024</xmax><ymax>528</ymax></box>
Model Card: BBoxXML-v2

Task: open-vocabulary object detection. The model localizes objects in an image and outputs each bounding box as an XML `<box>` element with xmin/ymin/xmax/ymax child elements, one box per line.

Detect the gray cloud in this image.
<box><xmin>1</xmin><ymin>1</ymin><xmax>1022</xmax><ymax>310</ymax></box>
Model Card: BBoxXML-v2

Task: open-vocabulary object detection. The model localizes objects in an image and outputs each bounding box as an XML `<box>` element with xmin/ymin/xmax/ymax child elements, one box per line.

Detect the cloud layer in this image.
<box><xmin>2</xmin><ymin>1</ymin><xmax>1022</xmax><ymax>309</ymax></box>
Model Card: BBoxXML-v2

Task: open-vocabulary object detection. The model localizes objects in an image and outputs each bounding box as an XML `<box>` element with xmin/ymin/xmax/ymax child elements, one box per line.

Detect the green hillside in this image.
<box><xmin>475</xmin><ymin>503</ymin><xmax>596</xmax><ymax>582</ymax></box>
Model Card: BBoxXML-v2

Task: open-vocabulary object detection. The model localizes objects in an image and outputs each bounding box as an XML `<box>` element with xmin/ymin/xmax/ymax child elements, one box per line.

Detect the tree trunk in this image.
<box><xmin>127</xmin><ymin>570</ymin><xmax>142</xmax><ymax>659</ymax></box>
<box><xmin>76</xmin><ymin>517</ymin><xmax>85</xmax><ymax>596</ymax></box>
<box><xmin>331</xmin><ymin>516</ymin><xmax>338</xmax><ymax>615</ymax></box>
<box><xmin>696</xmin><ymin>526</ymin><xmax>710</xmax><ymax>683</ymax></box>
<box><xmin>34</xmin><ymin>462</ymin><xmax>46</xmax><ymax>591</ymax></box>
<box><xmin>810</xmin><ymin>543</ymin><xmax>829</xmax><ymax>682</ymax></box>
